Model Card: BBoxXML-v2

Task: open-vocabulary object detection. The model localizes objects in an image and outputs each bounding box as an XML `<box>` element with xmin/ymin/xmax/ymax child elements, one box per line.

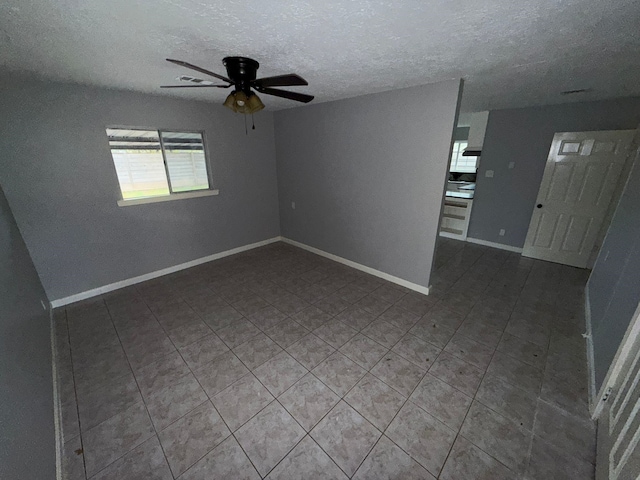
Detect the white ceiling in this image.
<box><xmin>1</xmin><ymin>0</ymin><xmax>639</xmax><ymax>112</ymax></box>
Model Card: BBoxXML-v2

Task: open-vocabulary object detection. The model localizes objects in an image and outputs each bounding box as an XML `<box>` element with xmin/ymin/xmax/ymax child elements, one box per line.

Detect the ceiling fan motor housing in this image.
<box><xmin>223</xmin><ymin>57</ymin><xmax>259</xmax><ymax>95</ymax></box>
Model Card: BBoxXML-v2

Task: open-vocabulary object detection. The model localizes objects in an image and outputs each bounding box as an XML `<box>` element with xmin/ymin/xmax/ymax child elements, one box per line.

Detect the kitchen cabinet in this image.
<box><xmin>439</xmin><ymin>197</ymin><xmax>473</xmax><ymax>239</ymax></box>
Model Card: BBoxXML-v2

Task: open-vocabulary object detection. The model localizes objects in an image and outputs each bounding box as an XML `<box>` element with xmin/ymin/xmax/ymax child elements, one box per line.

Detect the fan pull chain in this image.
<box><xmin>252</xmin><ymin>114</ymin><xmax>256</xmax><ymax>130</ymax></box>
<box><xmin>244</xmin><ymin>114</ymin><xmax>248</xmax><ymax>135</ymax></box>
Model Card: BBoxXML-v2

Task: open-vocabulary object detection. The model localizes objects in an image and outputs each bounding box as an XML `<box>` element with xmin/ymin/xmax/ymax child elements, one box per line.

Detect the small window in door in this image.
<box><xmin>106</xmin><ymin>128</ymin><xmax>211</xmax><ymax>201</ymax></box>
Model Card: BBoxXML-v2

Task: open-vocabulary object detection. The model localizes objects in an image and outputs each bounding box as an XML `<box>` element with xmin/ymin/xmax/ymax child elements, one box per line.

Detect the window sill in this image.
<box><xmin>117</xmin><ymin>189</ymin><xmax>219</xmax><ymax>207</ymax></box>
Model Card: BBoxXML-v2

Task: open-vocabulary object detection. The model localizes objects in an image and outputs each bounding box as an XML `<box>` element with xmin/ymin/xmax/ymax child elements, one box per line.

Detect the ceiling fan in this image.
<box><xmin>161</xmin><ymin>57</ymin><xmax>314</xmax><ymax>114</ymax></box>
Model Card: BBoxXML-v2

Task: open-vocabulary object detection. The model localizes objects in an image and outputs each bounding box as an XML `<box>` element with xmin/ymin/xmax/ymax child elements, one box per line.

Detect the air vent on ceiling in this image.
<box><xmin>561</xmin><ymin>88</ymin><xmax>591</xmax><ymax>95</ymax></box>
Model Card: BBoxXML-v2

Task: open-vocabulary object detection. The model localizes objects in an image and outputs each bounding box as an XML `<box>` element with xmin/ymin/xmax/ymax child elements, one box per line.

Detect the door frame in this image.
<box><xmin>589</xmin><ymin>298</ymin><xmax>640</xmax><ymax>419</ymax></box>
<box><xmin>588</xmin><ymin>139</ymin><xmax>640</xmax><ymax>419</ymax></box>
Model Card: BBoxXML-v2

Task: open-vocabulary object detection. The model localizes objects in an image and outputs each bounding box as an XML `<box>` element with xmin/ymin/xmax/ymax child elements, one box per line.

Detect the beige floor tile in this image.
<box><xmin>410</xmin><ymin>373</ymin><xmax>472</xmax><ymax>430</ymax></box>
<box><xmin>353</xmin><ymin>435</ymin><xmax>435</xmax><ymax>479</ymax></box>
<box><xmin>192</xmin><ymin>350</ymin><xmax>249</xmax><ymax>397</ymax></box>
<box><xmin>339</xmin><ymin>333</ymin><xmax>389</xmax><ymax>369</ymax></box>
<box><xmin>233</xmin><ymin>333</ymin><xmax>283</xmax><ymax>370</ymax></box>
<box><xmin>253</xmin><ymin>351</ymin><xmax>308</xmax><ymax>396</ymax></box>
<box><xmin>391</xmin><ymin>333</ymin><xmax>441</xmax><ymax>370</ymax></box>
<box><xmin>440</xmin><ymin>436</ymin><xmax>514</xmax><ymax>480</ymax></box>
<box><xmin>460</xmin><ymin>401</ymin><xmax>531</xmax><ymax>473</ymax></box>
<box><xmin>158</xmin><ymin>401</ymin><xmax>230</xmax><ymax>477</ymax></box>
<box><xmin>344</xmin><ymin>373</ymin><xmax>406</xmax><ymax>431</ymax></box>
<box><xmin>179</xmin><ymin>436</ymin><xmax>260</xmax><ymax>480</ymax></box>
<box><xmin>370</xmin><ymin>351</ymin><xmax>425</xmax><ymax>396</ymax></box>
<box><xmin>428</xmin><ymin>352</ymin><xmax>484</xmax><ymax>396</ymax></box>
<box><xmin>279</xmin><ymin>374</ymin><xmax>340</xmax><ymax>431</ymax></box>
<box><xmin>286</xmin><ymin>334</ymin><xmax>336</xmax><ymax>370</ymax></box>
<box><xmin>311</xmin><ymin>401</ymin><xmax>381</xmax><ymax>477</ymax></box>
<box><xmin>265</xmin><ymin>436</ymin><xmax>348</xmax><ymax>479</ymax></box>
<box><xmin>386</xmin><ymin>402</ymin><xmax>456</xmax><ymax>477</ymax></box>
<box><xmin>235</xmin><ymin>402</ymin><xmax>306</xmax><ymax>477</ymax></box>
<box><xmin>212</xmin><ymin>374</ymin><xmax>274</xmax><ymax>431</ymax></box>
<box><xmin>145</xmin><ymin>373</ymin><xmax>208</xmax><ymax>431</ymax></box>
<box><xmin>91</xmin><ymin>436</ymin><xmax>172</xmax><ymax>480</ymax></box>
<box><xmin>476</xmin><ymin>374</ymin><xmax>537</xmax><ymax>429</ymax></box>
<box><xmin>83</xmin><ymin>402</ymin><xmax>155</xmax><ymax>477</ymax></box>
<box><xmin>312</xmin><ymin>352</ymin><xmax>366</xmax><ymax>396</ymax></box>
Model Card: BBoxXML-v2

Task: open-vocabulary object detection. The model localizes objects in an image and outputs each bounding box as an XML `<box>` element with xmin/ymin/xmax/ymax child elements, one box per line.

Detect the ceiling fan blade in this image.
<box><xmin>160</xmin><ymin>84</ymin><xmax>231</xmax><ymax>88</ymax></box>
<box><xmin>166</xmin><ymin>59</ymin><xmax>232</xmax><ymax>84</ymax></box>
<box><xmin>255</xmin><ymin>86</ymin><xmax>314</xmax><ymax>103</ymax></box>
<box><xmin>253</xmin><ymin>74</ymin><xmax>308</xmax><ymax>88</ymax></box>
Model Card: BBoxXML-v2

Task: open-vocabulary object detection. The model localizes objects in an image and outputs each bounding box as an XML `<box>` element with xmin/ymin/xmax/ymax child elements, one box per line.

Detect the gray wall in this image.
<box><xmin>468</xmin><ymin>97</ymin><xmax>640</xmax><ymax>247</ymax></box>
<box><xmin>0</xmin><ymin>186</ymin><xmax>55</xmax><ymax>479</ymax></box>
<box><xmin>0</xmin><ymin>75</ymin><xmax>281</xmax><ymax>301</ymax></box>
<box><xmin>588</xmin><ymin>149</ymin><xmax>640</xmax><ymax>391</ymax></box>
<box><xmin>275</xmin><ymin>80</ymin><xmax>462</xmax><ymax>289</ymax></box>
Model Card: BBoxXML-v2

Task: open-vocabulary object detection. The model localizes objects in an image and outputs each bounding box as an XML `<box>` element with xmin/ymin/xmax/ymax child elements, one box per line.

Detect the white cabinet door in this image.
<box><xmin>522</xmin><ymin>130</ymin><xmax>636</xmax><ymax>268</ymax></box>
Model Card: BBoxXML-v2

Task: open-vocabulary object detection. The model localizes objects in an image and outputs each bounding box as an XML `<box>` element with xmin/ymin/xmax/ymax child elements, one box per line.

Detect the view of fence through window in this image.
<box><xmin>106</xmin><ymin>128</ymin><xmax>209</xmax><ymax>200</ymax></box>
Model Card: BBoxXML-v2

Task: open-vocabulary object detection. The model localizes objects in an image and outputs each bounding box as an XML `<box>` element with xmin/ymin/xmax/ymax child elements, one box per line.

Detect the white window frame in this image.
<box><xmin>106</xmin><ymin>126</ymin><xmax>219</xmax><ymax>207</ymax></box>
<box><xmin>449</xmin><ymin>140</ymin><xmax>479</xmax><ymax>173</ymax></box>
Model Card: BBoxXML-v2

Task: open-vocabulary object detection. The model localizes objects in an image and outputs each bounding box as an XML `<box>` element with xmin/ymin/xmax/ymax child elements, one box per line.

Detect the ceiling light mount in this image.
<box><xmin>223</xmin><ymin>56</ymin><xmax>259</xmax><ymax>95</ymax></box>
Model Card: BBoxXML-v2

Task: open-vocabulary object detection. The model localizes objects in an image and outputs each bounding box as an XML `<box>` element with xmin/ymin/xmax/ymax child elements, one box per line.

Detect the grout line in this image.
<box><xmin>100</xmin><ymin>298</ymin><xmax>177</xmax><ymax>480</ymax></box>
<box><xmin>64</xmin><ymin>308</ymin><xmax>90</xmax><ymax>480</ymax></box>
<box><xmin>61</xmin><ymin>240</ymin><xmax>589</xmax><ymax>479</ymax></box>
<box><xmin>429</xmin><ymin>246</ymin><xmax>525</xmax><ymax>477</ymax></box>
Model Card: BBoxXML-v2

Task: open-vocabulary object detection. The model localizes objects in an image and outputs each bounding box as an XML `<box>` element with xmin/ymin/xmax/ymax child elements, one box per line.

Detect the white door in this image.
<box><xmin>522</xmin><ymin>130</ymin><xmax>636</xmax><ymax>268</ymax></box>
<box><xmin>595</xmin><ymin>302</ymin><xmax>640</xmax><ymax>480</ymax></box>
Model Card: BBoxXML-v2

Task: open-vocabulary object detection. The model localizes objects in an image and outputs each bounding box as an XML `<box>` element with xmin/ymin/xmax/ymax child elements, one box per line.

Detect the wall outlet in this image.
<box><xmin>508</xmin><ymin>161</ymin><xmax>515</xmax><ymax>169</ymax></box>
<box><xmin>499</xmin><ymin>229</ymin><xmax>506</xmax><ymax>236</ymax></box>
<box><xmin>291</xmin><ymin>201</ymin><xmax>296</xmax><ymax>210</ymax></box>
<box><xmin>485</xmin><ymin>170</ymin><xmax>494</xmax><ymax>178</ymax></box>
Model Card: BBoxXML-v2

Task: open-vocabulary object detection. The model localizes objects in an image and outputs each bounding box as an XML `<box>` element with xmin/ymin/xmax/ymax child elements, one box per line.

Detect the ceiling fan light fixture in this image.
<box><xmin>223</xmin><ymin>91</ymin><xmax>264</xmax><ymax>114</ymax></box>
<box><xmin>246</xmin><ymin>93</ymin><xmax>265</xmax><ymax>113</ymax></box>
<box><xmin>223</xmin><ymin>92</ymin><xmax>237</xmax><ymax>111</ymax></box>
<box><xmin>235</xmin><ymin>91</ymin><xmax>248</xmax><ymax>108</ymax></box>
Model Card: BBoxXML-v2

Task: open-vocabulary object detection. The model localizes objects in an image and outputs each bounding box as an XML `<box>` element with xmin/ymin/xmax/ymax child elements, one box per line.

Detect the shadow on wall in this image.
<box><xmin>588</xmin><ymin>147</ymin><xmax>640</xmax><ymax>397</ymax></box>
<box><xmin>0</xmin><ymin>186</ymin><xmax>55</xmax><ymax>479</ymax></box>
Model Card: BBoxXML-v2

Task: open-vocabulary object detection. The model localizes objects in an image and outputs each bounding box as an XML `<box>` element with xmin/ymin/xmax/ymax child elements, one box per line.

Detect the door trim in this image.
<box><xmin>591</xmin><ymin>299</ymin><xmax>640</xmax><ymax>419</ymax></box>
<box><xmin>585</xmin><ymin>285</ymin><xmax>598</xmax><ymax>414</ymax></box>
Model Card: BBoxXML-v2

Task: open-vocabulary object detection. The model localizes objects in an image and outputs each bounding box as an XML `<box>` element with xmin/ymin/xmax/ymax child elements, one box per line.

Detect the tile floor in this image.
<box><xmin>55</xmin><ymin>239</ymin><xmax>596</xmax><ymax>479</ymax></box>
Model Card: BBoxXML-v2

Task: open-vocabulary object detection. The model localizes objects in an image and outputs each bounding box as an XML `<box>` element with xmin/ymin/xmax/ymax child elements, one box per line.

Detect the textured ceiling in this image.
<box><xmin>1</xmin><ymin>0</ymin><xmax>639</xmax><ymax>112</ymax></box>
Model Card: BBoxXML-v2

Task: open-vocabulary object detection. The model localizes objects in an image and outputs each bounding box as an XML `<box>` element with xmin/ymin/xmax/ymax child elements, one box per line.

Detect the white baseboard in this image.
<box><xmin>50</xmin><ymin>236</ymin><xmax>282</xmax><ymax>308</ymax></box>
<box><xmin>50</xmin><ymin>310</ymin><xmax>64</xmax><ymax>480</ymax></box>
<box><xmin>439</xmin><ymin>231</ymin><xmax>467</xmax><ymax>240</ymax></box>
<box><xmin>465</xmin><ymin>237</ymin><xmax>524</xmax><ymax>253</ymax></box>
<box><xmin>281</xmin><ymin>237</ymin><xmax>430</xmax><ymax>295</ymax></box>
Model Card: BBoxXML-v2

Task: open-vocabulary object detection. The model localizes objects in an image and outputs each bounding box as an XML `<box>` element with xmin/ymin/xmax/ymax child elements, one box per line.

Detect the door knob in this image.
<box><xmin>537</xmin><ymin>204</ymin><xmax>543</xmax><ymax>208</ymax></box>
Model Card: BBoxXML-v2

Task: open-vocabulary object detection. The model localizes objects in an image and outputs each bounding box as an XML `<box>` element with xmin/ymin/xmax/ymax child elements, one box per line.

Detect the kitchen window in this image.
<box><xmin>449</xmin><ymin>140</ymin><xmax>478</xmax><ymax>173</ymax></box>
<box><xmin>106</xmin><ymin>128</ymin><xmax>217</xmax><ymax>206</ymax></box>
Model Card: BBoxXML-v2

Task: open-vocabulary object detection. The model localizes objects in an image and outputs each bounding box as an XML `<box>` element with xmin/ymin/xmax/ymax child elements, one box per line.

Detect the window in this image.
<box><xmin>106</xmin><ymin>128</ymin><xmax>213</xmax><ymax>203</ymax></box>
<box><xmin>449</xmin><ymin>140</ymin><xmax>478</xmax><ymax>173</ymax></box>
